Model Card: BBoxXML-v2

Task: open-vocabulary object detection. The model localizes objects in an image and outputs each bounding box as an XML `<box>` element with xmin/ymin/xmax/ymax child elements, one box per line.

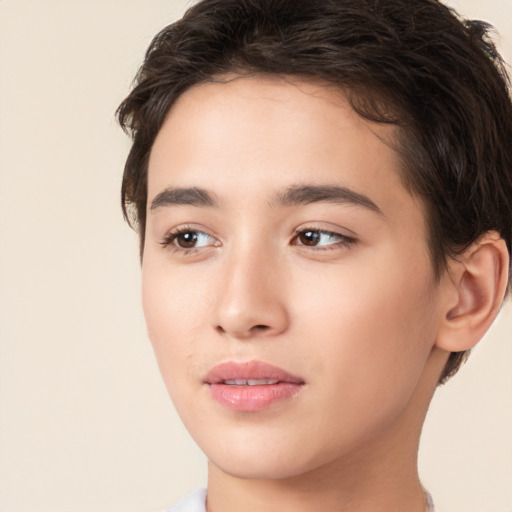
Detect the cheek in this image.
<box><xmin>141</xmin><ymin>263</ymin><xmax>210</xmax><ymax>393</ymax></box>
<box><xmin>282</xmin><ymin>264</ymin><xmax>438</xmax><ymax>455</ymax></box>
<box><xmin>290</xmin><ymin>258</ymin><xmax>437</xmax><ymax>397</ymax></box>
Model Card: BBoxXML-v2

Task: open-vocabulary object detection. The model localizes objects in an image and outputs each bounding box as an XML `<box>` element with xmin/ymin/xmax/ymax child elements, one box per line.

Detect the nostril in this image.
<box><xmin>253</xmin><ymin>324</ymin><xmax>270</xmax><ymax>331</ymax></box>
<box><xmin>214</xmin><ymin>323</ymin><xmax>271</xmax><ymax>337</ymax></box>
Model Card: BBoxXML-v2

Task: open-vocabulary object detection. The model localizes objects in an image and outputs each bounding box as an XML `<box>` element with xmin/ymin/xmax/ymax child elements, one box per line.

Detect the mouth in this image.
<box><xmin>203</xmin><ymin>360</ymin><xmax>305</xmax><ymax>412</ymax></box>
<box><xmin>223</xmin><ymin>378</ymin><xmax>280</xmax><ymax>386</ymax></box>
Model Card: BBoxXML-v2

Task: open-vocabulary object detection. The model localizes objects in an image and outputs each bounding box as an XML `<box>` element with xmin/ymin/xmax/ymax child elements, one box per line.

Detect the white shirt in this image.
<box><xmin>164</xmin><ymin>488</ymin><xmax>206</xmax><ymax>512</ymax></box>
<box><xmin>161</xmin><ymin>488</ymin><xmax>437</xmax><ymax>511</ymax></box>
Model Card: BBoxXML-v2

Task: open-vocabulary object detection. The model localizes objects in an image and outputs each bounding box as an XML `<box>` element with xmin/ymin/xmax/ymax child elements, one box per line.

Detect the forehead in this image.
<box><xmin>148</xmin><ymin>74</ymin><xmax>426</xmax><ymax>229</ymax></box>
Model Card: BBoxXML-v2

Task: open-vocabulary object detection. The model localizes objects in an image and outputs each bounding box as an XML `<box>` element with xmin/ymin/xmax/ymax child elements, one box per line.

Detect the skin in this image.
<box><xmin>142</xmin><ymin>75</ymin><xmax>457</xmax><ymax>512</ymax></box>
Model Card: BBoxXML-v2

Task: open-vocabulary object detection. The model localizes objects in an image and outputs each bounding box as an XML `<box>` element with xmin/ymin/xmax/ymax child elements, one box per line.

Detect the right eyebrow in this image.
<box><xmin>150</xmin><ymin>187</ymin><xmax>218</xmax><ymax>211</ymax></box>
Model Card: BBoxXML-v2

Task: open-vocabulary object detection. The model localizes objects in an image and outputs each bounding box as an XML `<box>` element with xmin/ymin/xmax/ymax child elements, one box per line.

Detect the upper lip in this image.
<box><xmin>203</xmin><ymin>360</ymin><xmax>305</xmax><ymax>385</ymax></box>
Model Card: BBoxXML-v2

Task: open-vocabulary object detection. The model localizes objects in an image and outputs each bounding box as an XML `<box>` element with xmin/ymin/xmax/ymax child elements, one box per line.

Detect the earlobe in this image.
<box><xmin>436</xmin><ymin>232</ymin><xmax>509</xmax><ymax>352</ymax></box>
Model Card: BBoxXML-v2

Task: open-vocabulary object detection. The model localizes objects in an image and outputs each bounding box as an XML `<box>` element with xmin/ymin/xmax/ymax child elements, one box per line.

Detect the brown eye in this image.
<box><xmin>175</xmin><ymin>231</ymin><xmax>199</xmax><ymax>248</ymax></box>
<box><xmin>160</xmin><ymin>228</ymin><xmax>219</xmax><ymax>251</ymax></box>
<box><xmin>293</xmin><ymin>229</ymin><xmax>356</xmax><ymax>249</ymax></box>
<box><xmin>298</xmin><ymin>230</ymin><xmax>321</xmax><ymax>246</ymax></box>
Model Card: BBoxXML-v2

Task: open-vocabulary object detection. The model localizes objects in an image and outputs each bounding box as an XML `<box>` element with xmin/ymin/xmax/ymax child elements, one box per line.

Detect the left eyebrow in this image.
<box><xmin>270</xmin><ymin>184</ymin><xmax>383</xmax><ymax>215</ymax></box>
<box><xmin>150</xmin><ymin>186</ymin><xmax>218</xmax><ymax>211</ymax></box>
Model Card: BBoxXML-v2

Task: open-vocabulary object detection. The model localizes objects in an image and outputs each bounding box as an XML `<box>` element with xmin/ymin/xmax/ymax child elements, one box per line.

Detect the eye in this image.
<box><xmin>292</xmin><ymin>229</ymin><xmax>355</xmax><ymax>249</ymax></box>
<box><xmin>160</xmin><ymin>227</ymin><xmax>219</xmax><ymax>251</ymax></box>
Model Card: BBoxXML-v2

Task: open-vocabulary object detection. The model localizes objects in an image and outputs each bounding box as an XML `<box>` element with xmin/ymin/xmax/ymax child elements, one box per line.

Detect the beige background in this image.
<box><xmin>0</xmin><ymin>1</ymin><xmax>510</xmax><ymax>511</ymax></box>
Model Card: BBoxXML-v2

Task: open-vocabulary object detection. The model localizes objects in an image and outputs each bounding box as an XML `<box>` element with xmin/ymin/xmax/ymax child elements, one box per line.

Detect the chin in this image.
<box><xmin>202</xmin><ymin>433</ymin><xmax>333</xmax><ymax>481</ymax></box>
<box><xmin>211</xmin><ymin>454</ymin><xmax>314</xmax><ymax>481</ymax></box>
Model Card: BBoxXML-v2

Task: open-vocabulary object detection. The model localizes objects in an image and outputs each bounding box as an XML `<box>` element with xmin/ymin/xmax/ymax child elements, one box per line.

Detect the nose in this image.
<box><xmin>213</xmin><ymin>244</ymin><xmax>289</xmax><ymax>340</ymax></box>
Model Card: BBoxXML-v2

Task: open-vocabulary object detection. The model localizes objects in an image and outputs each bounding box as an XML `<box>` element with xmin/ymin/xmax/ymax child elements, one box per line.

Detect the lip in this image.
<box><xmin>203</xmin><ymin>360</ymin><xmax>305</xmax><ymax>412</ymax></box>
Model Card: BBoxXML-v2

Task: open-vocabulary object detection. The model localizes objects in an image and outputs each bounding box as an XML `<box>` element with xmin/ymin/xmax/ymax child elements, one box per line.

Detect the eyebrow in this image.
<box><xmin>150</xmin><ymin>187</ymin><xmax>218</xmax><ymax>210</ymax></box>
<box><xmin>150</xmin><ymin>183</ymin><xmax>382</xmax><ymax>216</ymax></box>
<box><xmin>270</xmin><ymin>184</ymin><xmax>383</xmax><ymax>215</ymax></box>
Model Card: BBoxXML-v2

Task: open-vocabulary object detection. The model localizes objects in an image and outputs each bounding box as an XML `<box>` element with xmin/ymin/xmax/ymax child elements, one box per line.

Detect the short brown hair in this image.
<box><xmin>117</xmin><ymin>0</ymin><xmax>512</xmax><ymax>382</ymax></box>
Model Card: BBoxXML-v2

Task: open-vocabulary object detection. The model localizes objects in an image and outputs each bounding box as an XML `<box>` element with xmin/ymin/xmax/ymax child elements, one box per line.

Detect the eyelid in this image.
<box><xmin>159</xmin><ymin>225</ymin><xmax>220</xmax><ymax>252</ymax></box>
<box><xmin>291</xmin><ymin>226</ymin><xmax>357</xmax><ymax>249</ymax></box>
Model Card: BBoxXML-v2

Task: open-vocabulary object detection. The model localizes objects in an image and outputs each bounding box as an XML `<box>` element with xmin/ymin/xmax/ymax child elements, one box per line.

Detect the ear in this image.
<box><xmin>436</xmin><ymin>231</ymin><xmax>510</xmax><ymax>352</ymax></box>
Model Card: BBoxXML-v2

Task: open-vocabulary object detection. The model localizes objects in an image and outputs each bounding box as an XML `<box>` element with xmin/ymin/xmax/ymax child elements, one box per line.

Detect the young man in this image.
<box><xmin>117</xmin><ymin>1</ymin><xmax>512</xmax><ymax>510</ymax></box>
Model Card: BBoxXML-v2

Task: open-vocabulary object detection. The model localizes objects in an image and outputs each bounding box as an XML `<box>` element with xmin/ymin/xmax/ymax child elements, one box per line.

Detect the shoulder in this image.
<box><xmin>156</xmin><ymin>488</ymin><xmax>207</xmax><ymax>512</ymax></box>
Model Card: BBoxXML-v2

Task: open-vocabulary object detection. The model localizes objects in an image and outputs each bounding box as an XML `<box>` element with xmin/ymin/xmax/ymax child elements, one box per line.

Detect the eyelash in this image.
<box><xmin>158</xmin><ymin>226</ymin><xmax>215</xmax><ymax>255</ymax></box>
<box><xmin>159</xmin><ymin>226</ymin><xmax>357</xmax><ymax>253</ymax></box>
<box><xmin>291</xmin><ymin>228</ymin><xmax>356</xmax><ymax>250</ymax></box>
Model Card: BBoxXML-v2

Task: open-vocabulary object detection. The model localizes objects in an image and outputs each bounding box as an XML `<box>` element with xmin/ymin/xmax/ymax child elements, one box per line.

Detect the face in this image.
<box><xmin>143</xmin><ymin>76</ymin><xmax>445</xmax><ymax>480</ymax></box>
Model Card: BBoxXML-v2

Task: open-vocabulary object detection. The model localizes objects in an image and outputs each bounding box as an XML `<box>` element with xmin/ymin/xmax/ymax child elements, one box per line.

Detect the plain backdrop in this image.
<box><xmin>0</xmin><ymin>1</ymin><xmax>511</xmax><ymax>511</ymax></box>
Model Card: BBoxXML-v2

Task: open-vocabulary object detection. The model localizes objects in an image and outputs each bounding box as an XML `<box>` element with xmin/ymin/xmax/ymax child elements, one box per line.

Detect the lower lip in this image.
<box><xmin>208</xmin><ymin>383</ymin><xmax>303</xmax><ymax>412</ymax></box>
